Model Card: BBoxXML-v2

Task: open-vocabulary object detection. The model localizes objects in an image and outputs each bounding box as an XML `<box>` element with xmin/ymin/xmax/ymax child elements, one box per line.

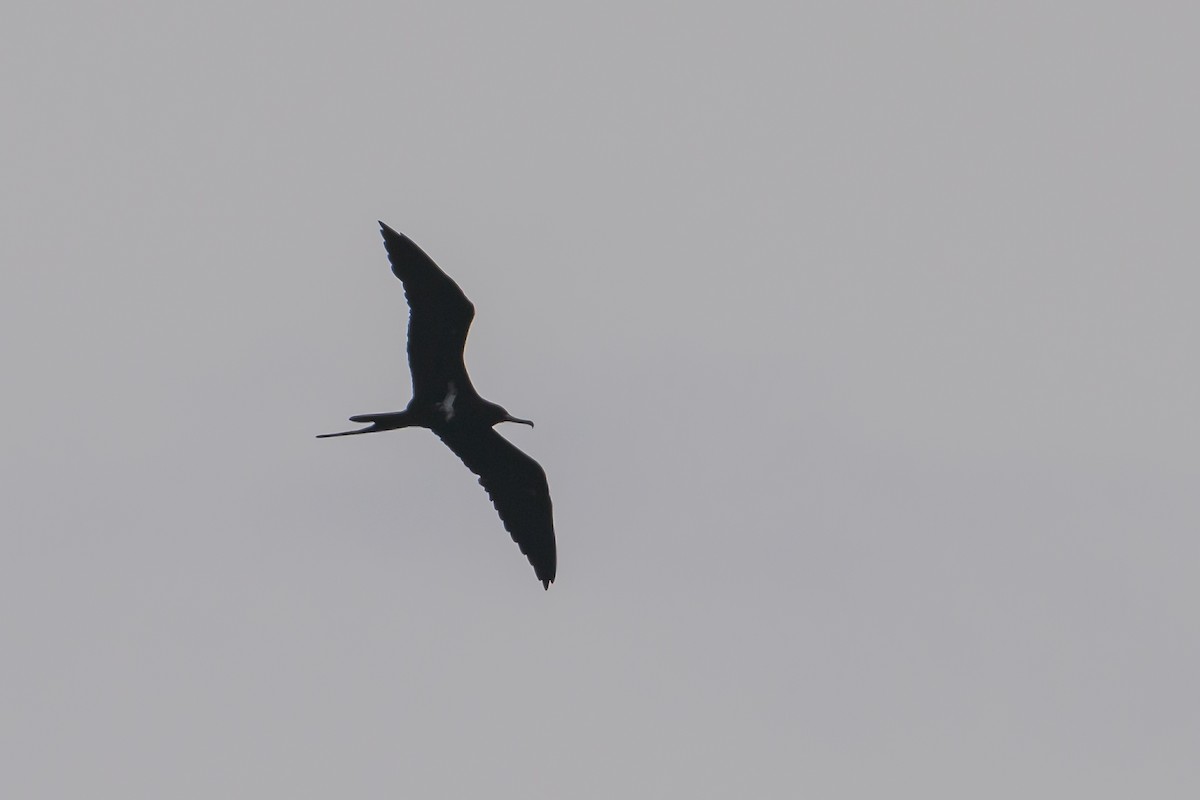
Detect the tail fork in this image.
<box><xmin>316</xmin><ymin>411</ymin><xmax>412</xmax><ymax>439</ymax></box>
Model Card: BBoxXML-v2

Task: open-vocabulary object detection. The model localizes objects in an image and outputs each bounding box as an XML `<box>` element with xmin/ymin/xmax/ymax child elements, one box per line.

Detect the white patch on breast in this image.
<box><xmin>438</xmin><ymin>381</ymin><xmax>457</xmax><ymax>421</ymax></box>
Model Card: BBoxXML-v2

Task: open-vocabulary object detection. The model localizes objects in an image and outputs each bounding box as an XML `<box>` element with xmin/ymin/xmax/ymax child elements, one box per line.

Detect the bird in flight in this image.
<box><xmin>319</xmin><ymin>223</ymin><xmax>557</xmax><ymax>589</ymax></box>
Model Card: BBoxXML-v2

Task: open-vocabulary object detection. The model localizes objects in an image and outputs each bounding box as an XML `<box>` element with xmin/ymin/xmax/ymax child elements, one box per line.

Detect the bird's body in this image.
<box><xmin>319</xmin><ymin>223</ymin><xmax>556</xmax><ymax>589</ymax></box>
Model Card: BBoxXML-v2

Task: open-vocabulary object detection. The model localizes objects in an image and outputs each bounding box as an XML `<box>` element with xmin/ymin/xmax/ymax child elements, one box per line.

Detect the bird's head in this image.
<box><xmin>487</xmin><ymin>401</ymin><xmax>534</xmax><ymax>428</ymax></box>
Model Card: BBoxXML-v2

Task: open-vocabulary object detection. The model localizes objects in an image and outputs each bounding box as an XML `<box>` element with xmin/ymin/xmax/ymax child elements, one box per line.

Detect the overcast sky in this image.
<box><xmin>3</xmin><ymin>2</ymin><xmax>1197</xmax><ymax>797</ymax></box>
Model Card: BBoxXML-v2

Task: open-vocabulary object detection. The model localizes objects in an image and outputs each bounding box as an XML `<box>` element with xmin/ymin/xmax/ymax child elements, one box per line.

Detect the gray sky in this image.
<box><xmin>3</xmin><ymin>2</ymin><xmax>1197</xmax><ymax>797</ymax></box>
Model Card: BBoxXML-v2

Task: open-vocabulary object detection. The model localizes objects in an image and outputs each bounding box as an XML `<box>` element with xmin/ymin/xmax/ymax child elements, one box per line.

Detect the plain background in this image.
<box><xmin>3</xmin><ymin>2</ymin><xmax>1197</xmax><ymax>797</ymax></box>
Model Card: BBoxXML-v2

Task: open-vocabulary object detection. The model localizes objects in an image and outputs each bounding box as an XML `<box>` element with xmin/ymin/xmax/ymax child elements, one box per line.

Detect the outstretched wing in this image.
<box><xmin>436</xmin><ymin>425</ymin><xmax>557</xmax><ymax>589</ymax></box>
<box><xmin>379</xmin><ymin>223</ymin><xmax>475</xmax><ymax>404</ymax></box>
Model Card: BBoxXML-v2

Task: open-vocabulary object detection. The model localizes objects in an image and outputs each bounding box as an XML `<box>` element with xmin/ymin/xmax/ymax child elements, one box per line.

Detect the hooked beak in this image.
<box><xmin>504</xmin><ymin>415</ymin><xmax>534</xmax><ymax>428</ymax></box>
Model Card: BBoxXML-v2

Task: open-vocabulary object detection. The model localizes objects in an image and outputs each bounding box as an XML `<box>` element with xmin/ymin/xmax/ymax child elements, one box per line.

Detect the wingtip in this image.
<box><xmin>542</xmin><ymin>579</ymin><xmax>551</xmax><ymax>590</ymax></box>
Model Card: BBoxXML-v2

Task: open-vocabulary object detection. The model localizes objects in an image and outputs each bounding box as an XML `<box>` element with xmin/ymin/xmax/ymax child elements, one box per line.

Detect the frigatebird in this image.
<box><xmin>319</xmin><ymin>223</ymin><xmax>556</xmax><ymax>589</ymax></box>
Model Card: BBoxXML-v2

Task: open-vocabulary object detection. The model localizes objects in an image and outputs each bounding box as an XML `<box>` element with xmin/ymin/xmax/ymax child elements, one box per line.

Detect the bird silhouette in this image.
<box><xmin>319</xmin><ymin>223</ymin><xmax>556</xmax><ymax>589</ymax></box>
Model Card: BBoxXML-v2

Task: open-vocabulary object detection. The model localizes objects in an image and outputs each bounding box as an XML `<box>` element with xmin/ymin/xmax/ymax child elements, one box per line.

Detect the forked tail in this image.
<box><xmin>316</xmin><ymin>411</ymin><xmax>413</xmax><ymax>438</ymax></box>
